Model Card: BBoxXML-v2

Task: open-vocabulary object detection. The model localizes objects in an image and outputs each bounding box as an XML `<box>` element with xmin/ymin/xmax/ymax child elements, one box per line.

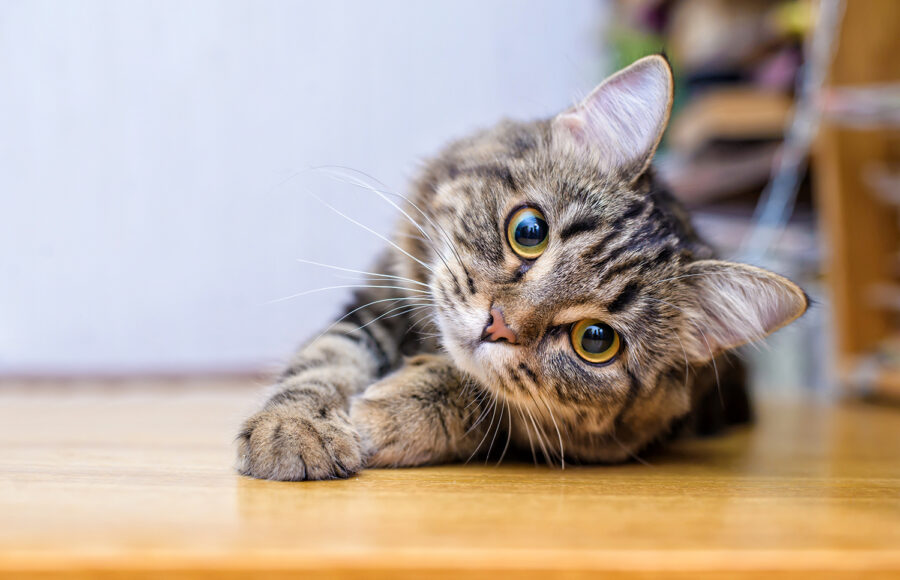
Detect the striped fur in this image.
<box><xmin>237</xmin><ymin>56</ymin><xmax>807</xmax><ymax>480</ymax></box>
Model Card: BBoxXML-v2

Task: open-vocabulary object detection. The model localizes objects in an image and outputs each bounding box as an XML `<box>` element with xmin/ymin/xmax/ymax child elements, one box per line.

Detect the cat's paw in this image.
<box><xmin>236</xmin><ymin>404</ymin><xmax>363</xmax><ymax>481</ymax></box>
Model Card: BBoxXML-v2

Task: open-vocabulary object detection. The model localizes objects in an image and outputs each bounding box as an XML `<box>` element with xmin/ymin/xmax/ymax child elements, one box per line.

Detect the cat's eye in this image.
<box><xmin>570</xmin><ymin>319</ymin><xmax>621</xmax><ymax>365</ymax></box>
<box><xmin>506</xmin><ymin>206</ymin><xmax>549</xmax><ymax>259</ymax></box>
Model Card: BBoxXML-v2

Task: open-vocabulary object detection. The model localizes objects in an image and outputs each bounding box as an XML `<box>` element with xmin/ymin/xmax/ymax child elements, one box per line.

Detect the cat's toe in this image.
<box><xmin>236</xmin><ymin>405</ymin><xmax>363</xmax><ymax>481</ymax></box>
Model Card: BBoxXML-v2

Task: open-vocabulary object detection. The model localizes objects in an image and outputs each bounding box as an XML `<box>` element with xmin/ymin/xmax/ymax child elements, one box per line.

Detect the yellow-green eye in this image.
<box><xmin>570</xmin><ymin>319</ymin><xmax>621</xmax><ymax>364</ymax></box>
<box><xmin>506</xmin><ymin>206</ymin><xmax>549</xmax><ymax>259</ymax></box>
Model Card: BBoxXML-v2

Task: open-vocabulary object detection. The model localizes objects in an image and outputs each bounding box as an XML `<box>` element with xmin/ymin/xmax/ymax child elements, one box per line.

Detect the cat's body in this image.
<box><xmin>237</xmin><ymin>56</ymin><xmax>806</xmax><ymax>480</ymax></box>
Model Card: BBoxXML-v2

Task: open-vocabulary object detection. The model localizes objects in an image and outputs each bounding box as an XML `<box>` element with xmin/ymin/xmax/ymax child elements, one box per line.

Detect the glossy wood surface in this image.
<box><xmin>1</xmin><ymin>380</ymin><xmax>898</xmax><ymax>578</ymax></box>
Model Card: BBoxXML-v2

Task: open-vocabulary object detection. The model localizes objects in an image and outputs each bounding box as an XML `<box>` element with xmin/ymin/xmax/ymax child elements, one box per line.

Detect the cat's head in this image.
<box><xmin>406</xmin><ymin>56</ymin><xmax>807</xmax><ymax>447</ymax></box>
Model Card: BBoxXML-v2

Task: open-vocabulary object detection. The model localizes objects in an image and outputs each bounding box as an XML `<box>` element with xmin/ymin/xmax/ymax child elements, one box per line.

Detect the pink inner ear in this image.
<box><xmin>552</xmin><ymin>56</ymin><xmax>673</xmax><ymax>173</ymax></box>
<box><xmin>556</xmin><ymin>114</ymin><xmax>587</xmax><ymax>144</ymax></box>
<box><xmin>686</xmin><ymin>262</ymin><xmax>808</xmax><ymax>358</ymax></box>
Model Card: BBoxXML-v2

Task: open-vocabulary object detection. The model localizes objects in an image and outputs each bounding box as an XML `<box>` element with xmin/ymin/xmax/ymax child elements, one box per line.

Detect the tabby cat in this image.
<box><xmin>237</xmin><ymin>55</ymin><xmax>807</xmax><ymax>481</ymax></box>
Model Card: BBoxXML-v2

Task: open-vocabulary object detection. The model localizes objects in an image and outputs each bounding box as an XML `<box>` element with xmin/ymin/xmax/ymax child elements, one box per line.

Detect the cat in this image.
<box><xmin>236</xmin><ymin>55</ymin><xmax>807</xmax><ymax>481</ymax></box>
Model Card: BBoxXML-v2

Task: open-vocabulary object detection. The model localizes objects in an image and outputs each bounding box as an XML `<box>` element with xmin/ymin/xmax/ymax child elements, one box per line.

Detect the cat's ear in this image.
<box><xmin>679</xmin><ymin>260</ymin><xmax>808</xmax><ymax>362</ymax></box>
<box><xmin>552</xmin><ymin>54</ymin><xmax>673</xmax><ymax>179</ymax></box>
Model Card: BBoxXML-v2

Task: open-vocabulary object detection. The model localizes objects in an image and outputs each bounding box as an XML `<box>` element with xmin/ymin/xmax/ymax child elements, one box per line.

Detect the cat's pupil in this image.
<box><xmin>581</xmin><ymin>324</ymin><xmax>614</xmax><ymax>354</ymax></box>
<box><xmin>514</xmin><ymin>216</ymin><xmax>548</xmax><ymax>247</ymax></box>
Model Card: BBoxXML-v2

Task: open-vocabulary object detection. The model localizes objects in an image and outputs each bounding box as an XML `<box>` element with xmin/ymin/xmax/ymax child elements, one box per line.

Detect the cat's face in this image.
<box><xmin>411</xmin><ymin>56</ymin><xmax>807</xmax><ymax>433</ymax></box>
<box><xmin>427</xmin><ymin>141</ymin><xmax>694</xmax><ymax>431</ymax></box>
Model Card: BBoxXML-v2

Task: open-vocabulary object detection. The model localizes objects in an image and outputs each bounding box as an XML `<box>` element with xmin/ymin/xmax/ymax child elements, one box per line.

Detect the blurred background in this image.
<box><xmin>2</xmin><ymin>0</ymin><xmax>898</xmax><ymax>403</ymax></box>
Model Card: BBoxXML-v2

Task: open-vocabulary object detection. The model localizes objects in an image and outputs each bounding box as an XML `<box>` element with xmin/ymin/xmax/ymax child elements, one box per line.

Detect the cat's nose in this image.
<box><xmin>482</xmin><ymin>307</ymin><xmax>518</xmax><ymax>344</ymax></box>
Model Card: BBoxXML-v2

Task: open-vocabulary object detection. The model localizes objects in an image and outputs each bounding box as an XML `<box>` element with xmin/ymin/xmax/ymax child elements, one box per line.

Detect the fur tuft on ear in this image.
<box><xmin>680</xmin><ymin>260</ymin><xmax>808</xmax><ymax>362</ymax></box>
<box><xmin>552</xmin><ymin>54</ymin><xmax>673</xmax><ymax>179</ymax></box>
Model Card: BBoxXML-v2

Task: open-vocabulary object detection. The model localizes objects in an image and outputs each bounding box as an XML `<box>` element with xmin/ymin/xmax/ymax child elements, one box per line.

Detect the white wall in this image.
<box><xmin>0</xmin><ymin>0</ymin><xmax>606</xmax><ymax>375</ymax></box>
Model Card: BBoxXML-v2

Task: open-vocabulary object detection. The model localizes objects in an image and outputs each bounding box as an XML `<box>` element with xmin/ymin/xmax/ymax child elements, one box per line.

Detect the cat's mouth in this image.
<box><xmin>437</xmin><ymin>316</ymin><xmax>506</xmax><ymax>380</ymax></box>
<box><xmin>457</xmin><ymin>333</ymin><xmax>525</xmax><ymax>390</ymax></box>
<box><xmin>434</xmin><ymin>300</ymin><xmax>533</xmax><ymax>395</ymax></box>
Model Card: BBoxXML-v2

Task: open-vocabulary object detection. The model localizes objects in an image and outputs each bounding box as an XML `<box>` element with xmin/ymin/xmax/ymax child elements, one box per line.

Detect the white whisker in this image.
<box><xmin>310</xmin><ymin>193</ymin><xmax>435</xmax><ymax>274</ymax></box>
<box><xmin>539</xmin><ymin>395</ymin><xmax>565</xmax><ymax>469</ymax></box>
<box><xmin>348</xmin><ymin>302</ymin><xmax>434</xmax><ymax>334</ymax></box>
<box><xmin>496</xmin><ymin>400</ymin><xmax>513</xmax><ymax>466</ymax></box>
<box><xmin>464</xmin><ymin>393</ymin><xmax>495</xmax><ymax>436</ymax></box>
<box><xmin>524</xmin><ymin>397</ymin><xmax>553</xmax><ymax>467</ymax></box>
<box><xmin>295</xmin><ymin>258</ymin><xmax>430</xmax><ymax>288</ymax></box>
<box><xmin>315</xmin><ymin>166</ymin><xmax>456</xmax><ymax>273</ymax></box>
<box><xmin>514</xmin><ymin>403</ymin><xmax>538</xmax><ymax>466</ymax></box>
<box><xmin>317</xmin><ymin>165</ymin><xmax>467</xmax><ymax>272</ymax></box>
<box><xmin>466</xmin><ymin>396</ymin><xmax>499</xmax><ymax>463</ymax></box>
<box><xmin>269</xmin><ymin>284</ymin><xmax>429</xmax><ymax>304</ymax></box>
<box><xmin>307</xmin><ymin>295</ymin><xmax>432</xmax><ymax>344</ymax></box>
<box><xmin>485</xmin><ymin>398</ymin><xmax>505</xmax><ymax>463</ymax></box>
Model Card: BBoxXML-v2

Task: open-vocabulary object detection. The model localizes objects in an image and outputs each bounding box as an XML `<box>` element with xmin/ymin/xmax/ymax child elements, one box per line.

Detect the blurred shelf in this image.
<box><xmin>669</xmin><ymin>88</ymin><xmax>792</xmax><ymax>154</ymax></box>
<box><xmin>844</xmin><ymin>355</ymin><xmax>900</xmax><ymax>400</ymax></box>
<box><xmin>814</xmin><ymin>0</ymin><xmax>900</xmax><ymax>401</ymax></box>
<box><xmin>870</xmin><ymin>367</ymin><xmax>900</xmax><ymax>400</ymax></box>
<box><xmin>821</xmin><ymin>84</ymin><xmax>900</xmax><ymax>128</ymax></box>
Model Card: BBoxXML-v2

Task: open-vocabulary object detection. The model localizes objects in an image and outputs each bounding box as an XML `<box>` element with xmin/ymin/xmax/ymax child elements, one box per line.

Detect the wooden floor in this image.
<box><xmin>0</xmin><ymin>380</ymin><xmax>899</xmax><ymax>579</ymax></box>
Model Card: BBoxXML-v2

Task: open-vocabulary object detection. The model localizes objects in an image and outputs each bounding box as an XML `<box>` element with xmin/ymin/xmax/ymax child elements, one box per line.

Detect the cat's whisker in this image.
<box><xmin>382</xmin><ymin>303</ymin><xmax>435</xmax><ymax>320</ymax></box>
<box><xmin>496</xmin><ymin>400</ymin><xmax>513</xmax><ymax>466</ymax></box>
<box><xmin>462</xmin><ymin>383</ymin><xmax>489</xmax><ymax>416</ymax></box>
<box><xmin>390</xmin><ymin>195</ymin><xmax>466</xmax><ymax>271</ymax></box>
<box><xmin>524</xmin><ymin>404</ymin><xmax>553</xmax><ymax>468</ymax></box>
<box><xmin>347</xmin><ymin>302</ymin><xmax>436</xmax><ymax>334</ymax></box>
<box><xmin>306</xmin><ymin>295</ymin><xmax>433</xmax><ymax>345</ymax></box>
<box><xmin>484</xmin><ymin>398</ymin><xmax>505</xmax><ymax>464</ymax></box>
<box><xmin>464</xmin><ymin>392</ymin><xmax>496</xmax><ymax>437</ymax></box>
<box><xmin>458</xmin><ymin>376</ymin><xmax>475</xmax><ymax>403</ymax></box>
<box><xmin>394</xmin><ymin>232</ymin><xmax>431</xmax><ymax>244</ymax></box>
<box><xmin>537</xmin><ymin>411</ymin><xmax>559</xmax><ymax>468</ymax></box>
<box><xmin>406</xmin><ymin>308</ymin><xmax>438</xmax><ymax>335</ymax></box>
<box><xmin>269</xmin><ymin>284</ymin><xmax>430</xmax><ymax>305</ymax></box>
<box><xmin>315</xmin><ymin>166</ymin><xmax>458</xmax><ymax>272</ymax></box>
<box><xmin>295</xmin><ymin>258</ymin><xmax>430</xmax><ymax>288</ymax></box>
<box><xmin>378</xmin><ymin>306</ymin><xmax>434</xmax><ymax>328</ymax></box>
<box><xmin>415</xmin><ymin>332</ymin><xmax>443</xmax><ymax>339</ymax></box>
<box><xmin>309</xmin><ymin>192</ymin><xmax>435</xmax><ymax>274</ymax></box>
<box><xmin>460</xmin><ymin>380</ymin><xmax>487</xmax><ymax>422</ymax></box>
<box><xmin>525</xmin><ymin>387</ymin><xmax>559</xmax><ymax>468</ymax></box>
<box><xmin>539</xmin><ymin>395</ymin><xmax>565</xmax><ymax>470</ymax></box>
<box><xmin>388</xmin><ymin>304</ymin><xmax>435</xmax><ymax>328</ymax></box>
<box><xmin>463</xmin><ymin>385</ymin><xmax>492</xmax><ymax>418</ymax></box>
<box><xmin>466</xmin><ymin>395</ymin><xmax>500</xmax><ymax>463</ymax></box>
<box><xmin>353</xmin><ymin>169</ymin><xmax>465</xmax><ymax>271</ymax></box>
<box><xmin>463</xmin><ymin>394</ymin><xmax>487</xmax><ymax>420</ymax></box>
<box><xmin>514</xmin><ymin>402</ymin><xmax>538</xmax><ymax>467</ymax></box>
<box><xmin>319</xmin><ymin>165</ymin><xmax>467</xmax><ymax>273</ymax></box>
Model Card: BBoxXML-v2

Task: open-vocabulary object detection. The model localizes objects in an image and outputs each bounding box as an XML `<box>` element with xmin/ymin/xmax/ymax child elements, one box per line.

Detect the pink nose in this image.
<box><xmin>483</xmin><ymin>308</ymin><xmax>518</xmax><ymax>344</ymax></box>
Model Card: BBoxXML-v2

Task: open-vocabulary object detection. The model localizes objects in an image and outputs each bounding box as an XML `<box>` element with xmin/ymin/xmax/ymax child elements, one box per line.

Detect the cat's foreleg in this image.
<box><xmin>351</xmin><ymin>354</ymin><xmax>497</xmax><ymax>468</ymax></box>
<box><xmin>236</xmin><ymin>318</ymin><xmax>398</xmax><ymax>481</ymax></box>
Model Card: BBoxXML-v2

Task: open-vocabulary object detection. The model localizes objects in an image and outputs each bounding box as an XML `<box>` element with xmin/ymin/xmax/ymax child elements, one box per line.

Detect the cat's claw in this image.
<box><xmin>237</xmin><ymin>404</ymin><xmax>363</xmax><ymax>481</ymax></box>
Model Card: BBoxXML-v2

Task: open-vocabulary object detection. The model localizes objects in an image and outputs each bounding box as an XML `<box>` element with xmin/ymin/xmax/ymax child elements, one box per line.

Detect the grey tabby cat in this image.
<box><xmin>237</xmin><ymin>55</ymin><xmax>807</xmax><ymax>481</ymax></box>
